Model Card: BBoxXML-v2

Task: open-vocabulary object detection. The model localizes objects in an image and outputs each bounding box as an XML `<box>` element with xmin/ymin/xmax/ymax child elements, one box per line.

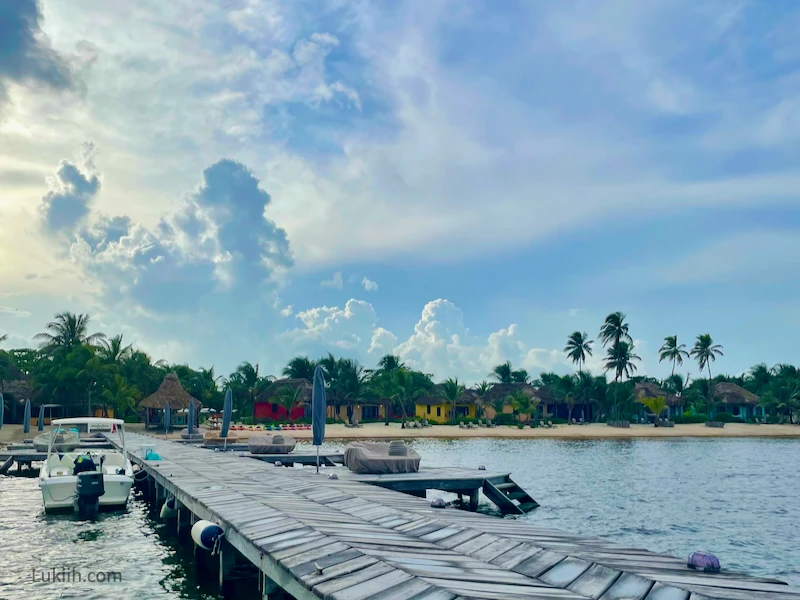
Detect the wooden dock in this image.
<box><xmin>119</xmin><ymin>432</ymin><xmax>800</xmax><ymax>600</ymax></box>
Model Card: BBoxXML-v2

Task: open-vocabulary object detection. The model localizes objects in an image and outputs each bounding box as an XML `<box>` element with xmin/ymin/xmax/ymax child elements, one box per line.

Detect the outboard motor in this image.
<box><xmin>73</xmin><ymin>456</ymin><xmax>104</xmax><ymax>518</ymax></box>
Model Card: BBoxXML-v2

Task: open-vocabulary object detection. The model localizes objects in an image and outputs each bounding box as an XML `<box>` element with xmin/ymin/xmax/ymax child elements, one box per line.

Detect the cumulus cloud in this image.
<box><xmin>39</xmin><ymin>157</ymin><xmax>100</xmax><ymax>235</ymax></box>
<box><xmin>283</xmin><ymin>296</ymin><xmax>573</xmax><ymax>382</ymax></box>
<box><xmin>0</xmin><ymin>0</ymin><xmax>73</xmax><ymax>107</ymax></box>
<box><xmin>54</xmin><ymin>156</ymin><xmax>293</xmax><ymax>315</ymax></box>
<box><xmin>320</xmin><ymin>272</ymin><xmax>344</xmax><ymax>289</ymax></box>
<box><xmin>282</xmin><ymin>299</ymin><xmax>379</xmax><ymax>352</ymax></box>
<box><xmin>361</xmin><ymin>277</ymin><xmax>378</xmax><ymax>292</ymax></box>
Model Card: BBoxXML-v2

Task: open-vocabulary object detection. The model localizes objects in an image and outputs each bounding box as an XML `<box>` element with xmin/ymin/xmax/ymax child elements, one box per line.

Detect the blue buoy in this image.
<box><xmin>328</xmin><ymin>473</ymin><xmax>338</xmax><ymax>480</ymax></box>
<box><xmin>688</xmin><ymin>551</ymin><xmax>721</xmax><ymax>573</ymax></box>
<box><xmin>430</xmin><ymin>498</ymin><xmax>446</xmax><ymax>509</ymax></box>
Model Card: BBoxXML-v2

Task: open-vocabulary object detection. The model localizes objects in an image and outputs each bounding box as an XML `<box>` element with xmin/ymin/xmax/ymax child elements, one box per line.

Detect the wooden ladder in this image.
<box><xmin>482</xmin><ymin>478</ymin><xmax>539</xmax><ymax>515</ymax></box>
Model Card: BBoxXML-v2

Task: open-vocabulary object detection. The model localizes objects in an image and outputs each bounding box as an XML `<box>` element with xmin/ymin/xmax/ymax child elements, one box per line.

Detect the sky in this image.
<box><xmin>1</xmin><ymin>0</ymin><xmax>800</xmax><ymax>384</ymax></box>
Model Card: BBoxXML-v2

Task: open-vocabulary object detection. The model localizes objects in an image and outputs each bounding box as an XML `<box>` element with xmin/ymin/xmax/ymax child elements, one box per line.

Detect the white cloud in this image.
<box><xmin>361</xmin><ymin>276</ymin><xmax>378</xmax><ymax>292</ymax></box>
<box><xmin>320</xmin><ymin>271</ymin><xmax>343</xmax><ymax>289</ymax></box>
<box><xmin>283</xmin><ymin>299</ymin><xmax>378</xmax><ymax>353</ymax></box>
<box><xmin>368</xmin><ymin>327</ymin><xmax>397</xmax><ymax>356</ymax></box>
<box><xmin>283</xmin><ymin>297</ymin><xmax>574</xmax><ymax>383</ymax></box>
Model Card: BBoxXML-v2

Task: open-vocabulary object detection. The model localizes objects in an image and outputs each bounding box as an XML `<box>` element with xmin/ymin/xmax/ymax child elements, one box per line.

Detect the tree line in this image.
<box><xmin>0</xmin><ymin>311</ymin><xmax>797</xmax><ymax>423</ymax></box>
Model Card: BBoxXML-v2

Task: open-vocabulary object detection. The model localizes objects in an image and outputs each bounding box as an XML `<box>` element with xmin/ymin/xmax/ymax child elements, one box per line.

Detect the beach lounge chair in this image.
<box><xmin>540</xmin><ymin>420</ymin><xmax>546</xmax><ymax>428</ymax></box>
<box><xmin>548</xmin><ymin>421</ymin><xmax>554</xmax><ymax>428</ymax></box>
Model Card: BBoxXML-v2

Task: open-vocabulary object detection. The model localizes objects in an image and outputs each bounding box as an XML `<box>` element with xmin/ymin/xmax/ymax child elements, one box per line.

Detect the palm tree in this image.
<box><xmin>565</xmin><ymin>393</ymin><xmax>577</xmax><ymax>423</ymax></box>
<box><xmin>99</xmin><ymin>334</ymin><xmax>133</xmax><ymax>364</ymax></box>
<box><xmin>490</xmin><ymin>361</ymin><xmax>528</xmax><ymax>384</ymax></box>
<box><xmin>391</xmin><ymin>369</ymin><xmax>423</xmax><ymax>423</ymax></box>
<box><xmin>439</xmin><ymin>378</ymin><xmax>466</xmax><ymax>424</ymax></box>
<box><xmin>690</xmin><ymin>334</ymin><xmax>723</xmax><ymax>379</ymax></box>
<box><xmin>639</xmin><ymin>396</ymin><xmax>668</xmax><ymax>427</ymax></box>
<box><xmin>377</xmin><ymin>354</ymin><xmax>404</xmax><ymax>372</ymax></box>
<box><xmin>34</xmin><ymin>312</ymin><xmax>106</xmax><ymax>353</ymax></box>
<box><xmin>234</xmin><ymin>361</ymin><xmax>272</xmax><ymax>414</ymax></box>
<box><xmin>337</xmin><ymin>359</ymin><xmax>371</xmax><ymax>424</ymax></box>
<box><xmin>274</xmin><ymin>386</ymin><xmax>304</xmax><ymax>421</ymax></box>
<box><xmin>101</xmin><ymin>374</ymin><xmax>140</xmax><ymax>416</ymax></box>
<box><xmin>658</xmin><ymin>335</ymin><xmax>689</xmax><ymax>376</ymax></box>
<box><xmin>282</xmin><ymin>356</ymin><xmax>317</xmax><ymax>381</ymax></box>
<box><xmin>490</xmin><ymin>361</ymin><xmax>513</xmax><ymax>384</ymax></box>
<box><xmin>564</xmin><ymin>332</ymin><xmax>593</xmax><ymax>373</ymax></box>
<box><xmin>604</xmin><ymin>341</ymin><xmax>641</xmax><ymax>383</ymax></box>
<box><xmin>0</xmin><ymin>333</ymin><xmax>7</xmax><ymax>344</ymax></box>
<box><xmin>599</xmin><ymin>312</ymin><xmax>632</xmax><ymax>347</ymax></box>
<box><xmin>508</xmin><ymin>390</ymin><xmax>533</xmax><ymax>424</ymax></box>
<box><xmin>473</xmin><ymin>381</ymin><xmax>491</xmax><ymax>425</ymax></box>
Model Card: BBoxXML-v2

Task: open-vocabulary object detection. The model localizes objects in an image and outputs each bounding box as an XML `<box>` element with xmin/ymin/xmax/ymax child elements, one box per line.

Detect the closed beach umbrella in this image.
<box><xmin>23</xmin><ymin>399</ymin><xmax>31</xmax><ymax>436</ymax></box>
<box><xmin>312</xmin><ymin>365</ymin><xmax>327</xmax><ymax>473</ymax></box>
<box><xmin>221</xmin><ymin>388</ymin><xmax>232</xmax><ymax>439</ymax></box>
<box><xmin>38</xmin><ymin>404</ymin><xmax>45</xmax><ymax>432</ymax></box>
<box><xmin>164</xmin><ymin>402</ymin><xmax>171</xmax><ymax>435</ymax></box>
<box><xmin>0</xmin><ymin>393</ymin><xmax>4</xmax><ymax>432</ymax></box>
<box><xmin>187</xmin><ymin>399</ymin><xmax>196</xmax><ymax>435</ymax></box>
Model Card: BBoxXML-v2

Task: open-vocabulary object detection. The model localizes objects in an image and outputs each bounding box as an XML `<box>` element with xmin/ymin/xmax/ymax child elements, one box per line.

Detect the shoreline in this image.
<box><xmin>3</xmin><ymin>422</ymin><xmax>800</xmax><ymax>445</ymax></box>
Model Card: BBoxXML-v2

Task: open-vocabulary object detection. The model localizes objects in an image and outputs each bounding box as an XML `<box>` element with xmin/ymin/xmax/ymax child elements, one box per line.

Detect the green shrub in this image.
<box><xmin>123</xmin><ymin>415</ymin><xmax>140</xmax><ymax>424</ymax></box>
<box><xmin>766</xmin><ymin>414</ymin><xmax>782</xmax><ymax>424</ymax></box>
<box><xmin>494</xmin><ymin>413</ymin><xmax>517</xmax><ymax>426</ymax></box>
<box><xmin>517</xmin><ymin>423</ymin><xmax>525</xmax><ymax>429</ymax></box>
<box><xmin>549</xmin><ymin>417</ymin><xmax>568</xmax><ymax>425</ymax></box>
<box><xmin>714</xmin><ymin>412</ymin><xmax>742</xmax><ymax>423</ymax></box>
<box><xmin>674</xmin><ymin>413</ymin><xmax>708</xmax><ymax>424</ymax></box>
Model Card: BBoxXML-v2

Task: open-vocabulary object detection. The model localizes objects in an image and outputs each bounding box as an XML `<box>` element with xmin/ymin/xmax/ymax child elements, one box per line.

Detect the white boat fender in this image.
<box><xmin>160</xmin><ymin>497</ymin><xmax>178</xmax><ymax>519</ymax></box>
<box><xmin>191</xmin><ymin>520</ymin><xmax>224</xmax><ymax>551</ymax></box>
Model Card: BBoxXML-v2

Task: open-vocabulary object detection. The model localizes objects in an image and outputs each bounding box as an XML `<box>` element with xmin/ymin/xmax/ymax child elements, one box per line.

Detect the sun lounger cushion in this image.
<box><xmin>344</xmin><ymin>441</ymin><xmax>421</xmax><ymax>474</ymax></box>
<box><xmin>247</xmin><ymin>434</ymin><xmax>296</xmax><ymax>455</ymax></box>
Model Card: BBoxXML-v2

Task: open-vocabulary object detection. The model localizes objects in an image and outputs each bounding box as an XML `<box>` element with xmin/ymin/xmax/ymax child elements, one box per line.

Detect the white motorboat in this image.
<box><xmin>33</xmin><ymin>428</ymin><xmax>80</xmax><ymax>452</ymax></box>
<box><xmin>39</xmin><ymin>417</ymin><xmax>134</xmax><ymax>515</ymax></box>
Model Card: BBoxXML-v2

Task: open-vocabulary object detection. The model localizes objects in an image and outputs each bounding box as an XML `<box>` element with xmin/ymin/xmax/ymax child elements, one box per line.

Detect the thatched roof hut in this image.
<box><xmin>255</xmin><ymin>378</ymin><xmax>312</xmax><ymax>405</ymax></box>
<box><xmin>416</xmin><ymin>386</ymin><xmax>478</xmax><ymax>406</ymax></box>
<box><xmin>483</xmin><ymin>383</ymin><xmax>550</xmax><ymax>404</ymax></box>
<box><xmin>713</xmin><ymin>382</ymin><xmax>759</xmax><ymax>405</ymax></box>
<box><xmin>139</xmin><ymin>373</ymin><xmax>201</xmax><ymax>410</ymax></box>
<box><xmin>634</xmin><ymin>382</ymin><xmax>683</xmax><ymax>406</ymax></box>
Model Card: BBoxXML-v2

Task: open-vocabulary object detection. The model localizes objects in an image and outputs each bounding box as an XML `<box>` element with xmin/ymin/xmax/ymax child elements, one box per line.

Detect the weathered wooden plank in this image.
<box><xmin>302</xmin><ymin>555</ymin><xmax>381</xmax><ymax>587</ymax></box>
<box><xmin>330</xmin><ymin>570</ymin><xmax>415</xmax><ymax>600</ymax></box>
<box><xmin>513</xmin><ymin>550</ymin><xmax>568</xmax><ymax>579</ymax></box>
<box><xmin>539</xmin><ymin>557</ymin><xmax>592</xmax><ymax>588</ymax></box>
<box><xmin>490</xmin><ymin>545</ymin><xmax>543</xmax><ymax>569</ymax></box>
<box><xmin>645</xmin><ymin>583</ymin><xmax>690</xmax><ymax>600</ymax></box>
<box><xmin>599</xmin><ymin>572</ymin><xmax>655</xmax><ymax>600</ymax></box>
<box><xmin>313</xmin><ymin>563</ymin><xmax>396</xmax><ymax>597</ymax></box>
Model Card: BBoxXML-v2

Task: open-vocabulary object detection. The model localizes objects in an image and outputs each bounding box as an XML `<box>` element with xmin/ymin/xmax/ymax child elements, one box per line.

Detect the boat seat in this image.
<box><xmin>50</xmin><ymin>466</ymin><xmax>72</xmax><ymax>476</ymax></box>
<box><xmin>101</xmin><ymin>454</ymin><xmax>125</xmax><ymax>467</ymax></box>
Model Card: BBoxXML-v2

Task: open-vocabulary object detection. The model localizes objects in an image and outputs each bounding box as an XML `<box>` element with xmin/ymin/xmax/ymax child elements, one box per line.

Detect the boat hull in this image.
<box><xmin>40</xmin><ymin>474</ymin><xmax>133</xmax><ymax>512</ymax></box>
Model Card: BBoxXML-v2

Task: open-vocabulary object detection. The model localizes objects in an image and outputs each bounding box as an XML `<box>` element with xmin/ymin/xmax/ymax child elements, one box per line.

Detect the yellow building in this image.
<box><xmin>415</xmin><ymin>400</ymin><xmax>476</xmax><ymax>422</ymax></box>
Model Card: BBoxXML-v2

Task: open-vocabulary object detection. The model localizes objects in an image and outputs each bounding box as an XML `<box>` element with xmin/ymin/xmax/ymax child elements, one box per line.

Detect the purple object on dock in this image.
<box><xmin>688</xmin><ymin>551</ymin><xmax>721</xmax><ymax>573</ymax></box>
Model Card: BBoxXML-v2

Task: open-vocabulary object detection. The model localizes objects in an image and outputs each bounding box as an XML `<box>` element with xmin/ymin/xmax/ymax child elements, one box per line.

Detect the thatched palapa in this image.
<box><xmin>634</xmin><ymin>382</ymin><xmax>683</xmax><ymax>406</ymax></box>
<box><xmin>140</xmin><ymin>373</ymin><xmax>201</xmax><ymax>410</ymax></box>
<box><xmin>139</xmin><ymin>373</ymin><xmax>200</xmax><ymax>429</ymax></box>
<box><xmin>713</xmin><ymin>382</ymin><xmax>759</xmax><ymax>405</ymax></box>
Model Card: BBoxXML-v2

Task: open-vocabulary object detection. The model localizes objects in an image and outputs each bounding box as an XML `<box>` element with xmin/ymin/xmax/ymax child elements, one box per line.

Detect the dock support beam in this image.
<box><xmin>469</xmin><ymin>488</ymin><xmax>480</xmax><ymax>512</ymax></box>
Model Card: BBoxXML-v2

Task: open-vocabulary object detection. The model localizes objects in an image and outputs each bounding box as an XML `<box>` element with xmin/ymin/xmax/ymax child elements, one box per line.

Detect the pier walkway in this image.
<box><xmin>123</xmin><ymin>432</ymin><xmax>800</xmax><ymax>600</ymax></box>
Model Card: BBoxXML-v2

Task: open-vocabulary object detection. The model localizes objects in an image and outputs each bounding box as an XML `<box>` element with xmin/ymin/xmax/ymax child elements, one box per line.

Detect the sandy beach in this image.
<box><xmin>3</xmin><ymin>422</ymin><xmax>800</xmax><ymax>445</ymax></box>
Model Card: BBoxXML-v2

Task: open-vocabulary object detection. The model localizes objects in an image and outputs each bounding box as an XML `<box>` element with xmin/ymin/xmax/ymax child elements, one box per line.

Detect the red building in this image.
<box><xmin>253</xmin><ymin>402</ymin><xmax>307</xmax><ymax>422</ymax></box>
